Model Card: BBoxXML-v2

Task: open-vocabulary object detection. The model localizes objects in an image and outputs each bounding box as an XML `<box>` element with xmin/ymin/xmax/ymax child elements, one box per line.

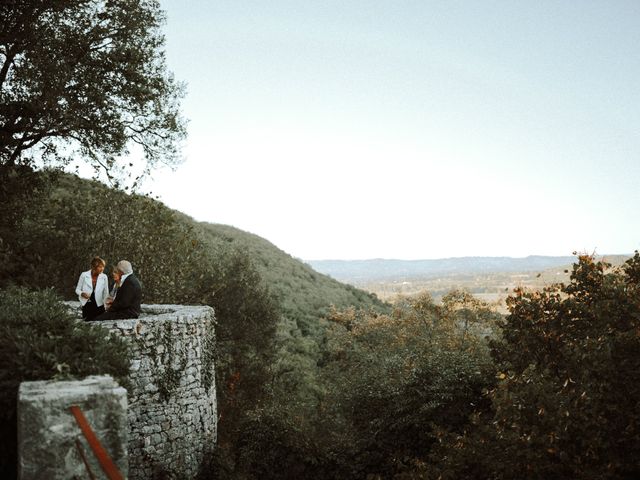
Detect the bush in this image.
<box><xmin>0</xmin><ymin>287</ymin><xmax>132</xmax><ymax>479</ymax></box>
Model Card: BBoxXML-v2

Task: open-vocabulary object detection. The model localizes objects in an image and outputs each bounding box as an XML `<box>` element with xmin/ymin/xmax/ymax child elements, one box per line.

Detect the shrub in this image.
<box><xmin>0</xmin><ymin>287</ymin><xmax>132</xmax><ymax>479</ymax></box>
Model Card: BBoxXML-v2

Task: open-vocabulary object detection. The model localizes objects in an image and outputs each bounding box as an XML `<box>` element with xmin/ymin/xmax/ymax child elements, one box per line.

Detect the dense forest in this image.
<box><xmin>2</xmin><ymin>169</ymin><xmax>639</xmax><ymax>479</ymax></box>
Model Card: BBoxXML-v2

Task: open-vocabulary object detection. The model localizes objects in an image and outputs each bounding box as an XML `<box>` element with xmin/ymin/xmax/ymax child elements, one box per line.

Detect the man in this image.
<box><xmin>94</xmin><ymin>260</ymin><xmax>142</xmax><ymax>320</ymax></box>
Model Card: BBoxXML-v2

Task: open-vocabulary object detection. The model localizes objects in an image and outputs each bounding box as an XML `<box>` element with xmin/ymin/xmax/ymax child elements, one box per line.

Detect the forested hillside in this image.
<box><xmin>0</xmin><ymin>169</ymin><xmax>389</xmax><ymax>477</ymax></box>
<box><xmin>1</xmin><ymin>171</ymin><xmax>384</xmax><ymax>315</ymax></box>
<box><xmin>198</xmin><ymin>223</ymin><xmax>386</xmax><ymax>335</ymax></box>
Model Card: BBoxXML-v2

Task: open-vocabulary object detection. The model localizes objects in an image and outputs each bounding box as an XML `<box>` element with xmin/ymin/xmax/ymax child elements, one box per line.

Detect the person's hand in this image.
<box><xmin>105</xmin><ymin>297</ymin><xmax>113</xmax><ymax>309</ymax></box>
<box><xmin>81</xmin><ymin>292</ymin><xmax>90</xmax><ymax>299</ymax></box>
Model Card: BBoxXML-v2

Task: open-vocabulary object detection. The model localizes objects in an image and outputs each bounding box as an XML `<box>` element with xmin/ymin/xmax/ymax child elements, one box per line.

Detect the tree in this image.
<box><xmin>0</xmin><ymin>0</ymin><xmax>185</xmax><ymax>182</ymax></box>
<box><xmin>305</xmin><ymin>293</ymin><xmax>496</xmax><ymax>479</ymax></box>
<box><xmin>198</xmin><ymin>247</ymin><xmax>281</xmax><ymax>478</ymax></box>
<box><xmin>428</xmin><ymin>254</ymin><xmax>640</xmax><ymax>480</ymax></box>
<box><xmin>0</xmin><ymin>172</ymin><xmax>200</xmax><ymax>299</ymax></box>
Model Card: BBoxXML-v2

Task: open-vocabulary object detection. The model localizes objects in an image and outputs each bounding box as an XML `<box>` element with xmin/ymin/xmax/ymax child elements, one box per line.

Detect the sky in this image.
<box><xmin>149</xmin><ymin>0</ymin><xmax>640</xmax><ymax>260</ymax></box>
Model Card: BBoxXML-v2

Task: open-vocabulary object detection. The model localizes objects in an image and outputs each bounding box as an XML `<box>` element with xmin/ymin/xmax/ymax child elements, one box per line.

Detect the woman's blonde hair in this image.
<box><xmin>90</xmin><ymin>256</ymin><xmax>106</xmax><ymax>269</ymax></box>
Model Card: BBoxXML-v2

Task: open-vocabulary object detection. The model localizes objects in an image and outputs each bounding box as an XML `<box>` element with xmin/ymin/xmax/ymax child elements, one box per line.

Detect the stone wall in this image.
<box><xmin>99</xmin><ymin>304</ymin><xmax>217</xmax><ymax>479</ymax></box>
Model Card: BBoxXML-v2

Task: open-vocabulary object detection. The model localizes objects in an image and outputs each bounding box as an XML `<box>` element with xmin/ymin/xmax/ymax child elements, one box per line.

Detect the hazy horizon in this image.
<box><xmin>303</xmin><ymin>252</ymin><xmax>632</xmax><ymax>262</ymax></box>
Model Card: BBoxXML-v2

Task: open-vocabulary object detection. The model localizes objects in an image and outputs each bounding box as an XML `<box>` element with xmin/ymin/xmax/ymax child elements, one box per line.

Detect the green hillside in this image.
<box><xmin>1</xmin><ymin>169</ymin><xmax>390</xmax><ymax>476</ymax></box>
<box><xmin>1</xmin><ymin>171</ymin><xmax>386</xmax><ymax>323</ymax></box>
<box><xmin>198</xmin><ymin>223</ymin><xmax>386</xmax><ymax>334</ymax></box>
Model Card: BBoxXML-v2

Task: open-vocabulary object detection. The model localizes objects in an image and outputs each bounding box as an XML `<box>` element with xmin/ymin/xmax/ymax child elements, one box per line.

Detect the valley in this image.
<box><xmin>309</xmin><ymin>255</ymin><xmax>631</xmax><ymax>310</ymax></box>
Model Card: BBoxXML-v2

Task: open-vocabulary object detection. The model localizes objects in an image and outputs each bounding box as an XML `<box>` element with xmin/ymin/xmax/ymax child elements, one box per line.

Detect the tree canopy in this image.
<box><xmin>427</xmin><ymin>254</ymin><xmax>640</xmax><ymax>479</ymax></box>
<box><xmin>0</xmin><ymin>0</ymin><xmax>185</xmax><ymax>182</ymax></box>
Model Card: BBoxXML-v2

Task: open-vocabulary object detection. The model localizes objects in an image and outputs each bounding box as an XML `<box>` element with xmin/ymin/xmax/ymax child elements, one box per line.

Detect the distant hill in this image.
<box><xmin>308</xmin><ymin>255</ymin><xmax>631</xmax><ymax>284</ymax></box>
<box><xmin>197</xmin><ymin>223</ymin><xmax>388</xmax><ymax>333</ymax></box>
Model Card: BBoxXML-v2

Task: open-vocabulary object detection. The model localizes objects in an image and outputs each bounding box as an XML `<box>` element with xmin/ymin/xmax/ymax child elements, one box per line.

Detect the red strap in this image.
<box><xmin>69</xmin><ymin>405</ymin><xmax>124</xmax><ymax>480</ymax></box>
<box><xmin>75</xmin><ymin>438</ymin><xmax>97</xmax><ymax>480</ymax></box>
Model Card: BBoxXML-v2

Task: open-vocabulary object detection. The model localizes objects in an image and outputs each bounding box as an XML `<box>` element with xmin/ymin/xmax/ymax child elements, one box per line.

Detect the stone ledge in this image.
<box><xmin>65</xmin><ymin>302</ymin><xmax>215</xmax><ymax>326</ymax></box>
<box><xmin>19</xmin><ymin>375</ymin><xmax>126</xmax><ymax>402</ymax></box>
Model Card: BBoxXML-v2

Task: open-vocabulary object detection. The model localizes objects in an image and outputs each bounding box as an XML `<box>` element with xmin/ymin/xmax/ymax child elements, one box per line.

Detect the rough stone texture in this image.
<box><xmin>18</xmin><ymin>375</ymin><xmax>128</xmax><ymax>480</ymax></box>
<box><xmin>97</xmin><ymin>304</ymin><xmax>217</xmax><ymax>479</ymax></box>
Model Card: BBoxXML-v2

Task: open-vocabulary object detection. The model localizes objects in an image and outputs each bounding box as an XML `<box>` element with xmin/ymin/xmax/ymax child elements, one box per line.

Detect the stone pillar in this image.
<box><xmin>18</xmin><ymin>375</ymin><xmax>128</xmax><ymax>480</ymax></box>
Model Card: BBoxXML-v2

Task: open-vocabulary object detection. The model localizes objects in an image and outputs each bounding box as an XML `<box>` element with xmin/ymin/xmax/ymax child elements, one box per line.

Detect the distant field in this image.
<box><xmin>309</xmin><ymin>255</ymin><xmax>632</xmax><ymax>312</ymax></box>
<box><xmin>356</xmin><ymin>268</ymin><xmax>571</xmax><ymax>312</ymax></box>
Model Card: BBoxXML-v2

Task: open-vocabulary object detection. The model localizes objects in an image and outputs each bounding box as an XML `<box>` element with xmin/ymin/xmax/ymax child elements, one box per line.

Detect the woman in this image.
<box><xmin>105</xmin><ymin>266</ymin><xmax>122</xmax><ymax>311</ymax></box>
<box><xmin>75</xmin><ymin>256</ymin><xmax>109</xmax><ymax>321</ymax></box>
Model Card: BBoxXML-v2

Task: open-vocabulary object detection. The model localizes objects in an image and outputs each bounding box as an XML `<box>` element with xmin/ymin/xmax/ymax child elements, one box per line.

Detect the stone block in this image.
<box><xmin>18</xmin><ymin>375</ymin><xmax>127</xmax><ymax>480</ymax></box>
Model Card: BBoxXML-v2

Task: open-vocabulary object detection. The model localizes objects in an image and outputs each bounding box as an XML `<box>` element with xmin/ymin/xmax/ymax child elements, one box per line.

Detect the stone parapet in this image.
<box><xmin>99</xmin><ymin>304</ymin><xmax>218</xmax><ymax>479</ymax></box>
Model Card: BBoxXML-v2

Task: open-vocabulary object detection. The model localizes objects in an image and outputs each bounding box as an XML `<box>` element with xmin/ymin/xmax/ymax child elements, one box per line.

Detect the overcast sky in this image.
<box><xmin>150</xmin><ymin>0</ymin><xmax>640</xmax><ymax>260</ymax></box>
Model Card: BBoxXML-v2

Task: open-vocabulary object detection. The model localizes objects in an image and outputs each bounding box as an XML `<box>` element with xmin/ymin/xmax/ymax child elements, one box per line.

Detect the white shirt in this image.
<box><xmin>75</xmin><ymin>270</ymin><xmax>109</xmax><ymax>307</ymax></box>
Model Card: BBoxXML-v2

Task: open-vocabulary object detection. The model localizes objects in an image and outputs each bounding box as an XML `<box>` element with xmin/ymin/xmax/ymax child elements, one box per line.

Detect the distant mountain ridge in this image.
<box><xmin>308</xmin><ymin>255</ymin><xmax>630</xmax><ymax>283</ymax></box>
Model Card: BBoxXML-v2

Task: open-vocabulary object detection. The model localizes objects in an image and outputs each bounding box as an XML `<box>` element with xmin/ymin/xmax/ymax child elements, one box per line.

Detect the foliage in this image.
<box><xmin>0</xmin><ymin>0</ymin><xmax>185</xmax><ymax>183</ymax></box>
<box><xmin>427</xmin><ymin>254</ymin><xmax>640</xmax><ymax>480</ymax></box>
<box><xmin>199</xmin><ymin>223</ymin><xmax>388</xmax><ymax>336</ymax></box>
<box><xmin>2</xmin><ymin>169</ymin><xmax>544</xmax><ymax>480</ymax></box>
<box><xmin>193</xmin><ymin>246</ymin><xmax>281</xmax><ymax>471</ymax></box>
<box><xmin>0</xmin><ymin>172</ymin><xmax>198</xmax><ymax>302</ymax></box>
<box><xmin>0</xmin><ymin>164</ymin><xmax>56</xmax><ymax>282</ymax></box>
<box><xmin>317</xmin><ymin>293</ymin><xmax>496</xmax><ymax>478</ymax></box>
<box><xmin>0</xmin><ymin>286</ymin><xmax>132</xmax><ymax>478</ymax></box>
<box><xmin>211</xmin><ymin>292</ymin><xmax>497</xmax><ymax>480</ymax></box>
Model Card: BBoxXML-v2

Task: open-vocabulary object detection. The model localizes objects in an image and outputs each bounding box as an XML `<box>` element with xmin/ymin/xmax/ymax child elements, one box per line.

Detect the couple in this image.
<box><xmin>75</xmin><ymin>257</ymin><xmax>142</xmax><ymax>321</ymax></box>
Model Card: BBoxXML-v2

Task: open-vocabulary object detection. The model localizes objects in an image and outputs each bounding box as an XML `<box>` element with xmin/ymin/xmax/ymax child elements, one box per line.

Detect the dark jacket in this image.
<box><xmin>108</xmin><ymin>273</ymin><xmax>142</xmax><ymax>319</ymax></box>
